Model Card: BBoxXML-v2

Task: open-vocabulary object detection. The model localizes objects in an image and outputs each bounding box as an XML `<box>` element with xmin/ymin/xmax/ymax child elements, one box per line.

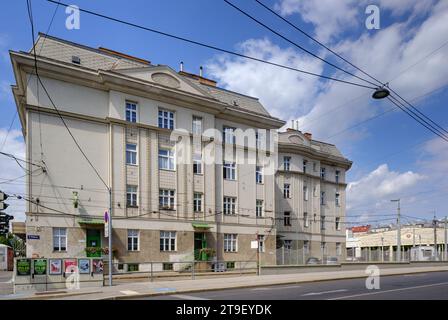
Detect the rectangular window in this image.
<box><xmin>256</xmin><ymin>200</ymin><xmax>263</xmax><ymax>218</ymax></box>
<box><xmin>321</xmin><ymin>216</ymin><xmax>326</xmax><ymax>230</ymax></box>
<box><xmin>258</xmin><ymin>235</ymin><xmax>265</xmax><ymax>253</ymax></box>
<box><xmin>53</xmin><ymin>227</ymin><xmax>67</xmax><ymax>251</ymax></box>
<box><xmin>158</xmin><ymin>109</ymin><xmax>174</xmax><ymax>129</ymax></box>
<box><xmin>127</xmin><ymin>264</ymin><xmax>139</xmax><ymax>272</ymax></box>
<box><xmin>255</xmin><ymin>132</ymin><xmax>262</xmax><ymax>149</ymax></box>
<box><xmin>283</xmin><ymin>156</ymin><xmax>291</xmax><ymax>171</ymax></box>
<box><xmin>159</xmin><ymin>189</ymin><xmax>175</xmax><ymax>210</ymax></box>
<box><xmin>336</xmin><ymin>242</ymin><xmax>342</xmax><ymax>256</ymax></box>
<box><xmin>320</xmin><ymin>167</ymin><xmax>326</xmax><ymax>180</ymax></box>
<box><xmin>283</xmin><ymin>183</ymin><xmax>290</xmax><ymax>199</ymax></box>
<box><xmin>223</xmin><ymin>197</ymin><xmax>236</xmax><ymax>215</ymax></box>
<box><xmin>335</xmin><ymin>193</ymin><xmax>340</xmax><ymax>207</ymax></box>
<box><xmin>223</xmin><ymin>162</ymin><xmax>236</xmax><ymax>180</ymax></box>
<box><xmin>313</xmin><ymin>186</ymin><xmax>318</xmax><ymax>197</ymax></box>
<box><xmin>256</xmin><ymin>166</ymin><xmax>263</xmax><ymax>184</ymax></box>
<box><xmin>320</xmin><ymin>191</ymin><xmax>326</xmax><ymax>205</ymax></box>
<box><xmin>284</xmin><ymin>240</ymin><xmax>292</xmax><ymax>250</ymax></box>
<box><xmin>126</xmin><ymin>185</ymin><xmax>138</xmax><ymax>207</ymax></box>
<box><xmin>125</xmin><ymin>101</ymin><xmax>137</xmax><ymax>123</ymax></box>
<box><xmin>127</xmin><ymin>229</ymin><xmax>139</xmax><ymax>251</ymax></box>
<box><xmin>284</xmin><ymin>211</ymin><xmax>291</xmax><ymax>226</ymax></box>
<box><xmin>193</xmin><ymin>153</ymin><xmax>202</xmax><ymax>174</ymax></box>
<box><xmin>313</xmin><ymin>162</ymin><xmax>317</xmax><ymax>172</ymax></box>
<box><xmin>223</xmin><ymin>127</ymin><xmax>236</xmax><ymax>144</ymax></box>
<box><xmin>159</xmin><ymin>149</ymin><xmax>175</xmax><ymax>170</ymax></box>
<box><xmin>192</xmin><ymin>116</ymin><xmax>202</xmax><ymax>135</ymax></box>
<box><xmin>335</xmin><ymin>170</ymin><xmax>340</xmax><ymax>183</ymax></box>
<box><xmin>160</xmin><ymin>231</ymin><xmax>176</xmax><ymax>251</ymax></box>
<box><xmin>304</xmin><ymin>212</ymin><xmax>309</xmax><ymax>228</ymax></box>
<box><xmin>303</xmin><ymin>160</ymin><xmax>308</xmax><ymax>173</ymax></box>
<box><xmin>335</xmin><ymin>217</ymin><xmax>341</xmax><ymax>231</ymax></box>
<box><xmin>224</xmin><ymin>234</ymin><xmax>237</xmax><ymax>252</ymax></box>
<box><xmin>303</xmin><ymin>240</ymin><xmax>310</xmax><ymax>255</ymax></box>
<box><xmin>193</xmin><ymin>193</ymin><xmax>202</xmax><ymax>212</ymax></box>
<box><xmin>163</xmin><ymin>263</ymin><xmax>174</xmax><ymax>271</ymax></box>
<box><xmin>126</xmin><ymin>143</ymin><xmax>137</xmax><ymax>165</ymax></box>
<box><xmin>321</xmin><ymin>242</ymin><xmax>327</xmax><ymax>255</ymax></box>
<box><xmin>303</xmin><ymin>185</ymin><xmax>309</xmax><ymax>201</ymax></box>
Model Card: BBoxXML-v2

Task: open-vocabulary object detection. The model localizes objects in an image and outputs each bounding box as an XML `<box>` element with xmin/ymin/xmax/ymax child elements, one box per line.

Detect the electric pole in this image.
<box><xmin>433</xmin><ymin>211</ymin><xmax>438</xmax><ymax>261</ymax></box>
<box><xmin>391</xmin><ymin>199</ymin><xmax>401</xmax><ymax>262</ymax></box>
<box><xmin>444</xmin><ymin>216</ymin><xmax>447</xmax><ymax>261</ymax></box>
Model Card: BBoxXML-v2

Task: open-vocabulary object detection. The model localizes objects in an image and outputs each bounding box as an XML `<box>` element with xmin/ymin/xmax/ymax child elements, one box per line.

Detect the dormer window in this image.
<box><xmin>71</xmin><ymin>56</ymin><xmax>81</xmax><ymax>64</ymax></box>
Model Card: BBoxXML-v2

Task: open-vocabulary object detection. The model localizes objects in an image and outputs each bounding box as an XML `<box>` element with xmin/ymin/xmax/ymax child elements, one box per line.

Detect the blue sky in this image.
<box><xmin>0</xmin><ymin>0</ymin><xmax>447</xmax><ymax>223</ymax></box>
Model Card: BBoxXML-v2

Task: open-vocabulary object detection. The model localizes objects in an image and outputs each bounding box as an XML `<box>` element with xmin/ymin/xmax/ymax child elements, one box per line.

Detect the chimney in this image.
<box><xmin>296</xmin><ymin>120</ymin><xmax>299</xmax><ymax>130</ymax></box>
<box><xmin>304</xmin><ymin>132</ymin><xmax>312</xmax><ymax>140</ymax></box>
<box><xmin>199</xmin><ymin>66</ymin><xmax>203</xmax><ymax>77</ymax></box>
<box><xmin>291</xmin><ymin>120</ymin><xmax>294</xmax><ymax>129</ymax></box>
<box><xmin>180</xmin><ymin>61</ymin><xmax>184</xmax><ymax>72</ymax></box>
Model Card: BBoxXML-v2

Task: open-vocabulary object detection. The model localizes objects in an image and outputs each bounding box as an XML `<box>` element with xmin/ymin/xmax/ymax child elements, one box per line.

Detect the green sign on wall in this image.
<box><xmin>33</xmin><ymin>259</ymin><xmax>47</xmax><ymax>275</ymax></box>
<box><xmin>16</xmin><ymin>259</ymin><xmax>31</xmax><ymax>276</ymax></box>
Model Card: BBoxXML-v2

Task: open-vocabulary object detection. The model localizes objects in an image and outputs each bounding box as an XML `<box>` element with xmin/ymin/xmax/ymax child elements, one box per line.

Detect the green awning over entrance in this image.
<box><xmin>192</xmin><ymin>222</ymin><xmax>211</xmax><ymax>229</ymax></box>
<box><xmin>77</xmin><ymin>217</ymin><xmax>104</xmax><ymax>225</ymax></box>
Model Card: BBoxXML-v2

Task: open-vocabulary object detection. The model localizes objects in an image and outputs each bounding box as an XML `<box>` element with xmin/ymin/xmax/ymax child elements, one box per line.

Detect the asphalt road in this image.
<box><xmin>139</xmin><ymin>271</ymin><xmax>448</xmax><ymax>300</ymax></box>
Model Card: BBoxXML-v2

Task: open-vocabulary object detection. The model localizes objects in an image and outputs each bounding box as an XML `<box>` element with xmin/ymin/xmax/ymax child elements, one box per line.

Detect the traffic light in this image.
<box><xmin>0</xmin><ymin>191</ymin><xmax>12</xmax><ymax>236</ymax></box>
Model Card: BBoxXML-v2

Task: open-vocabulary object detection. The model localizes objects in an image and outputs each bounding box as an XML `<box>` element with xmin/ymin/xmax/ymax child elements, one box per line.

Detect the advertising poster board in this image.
<box><xmin>49</xmin><ymin>259</ymin><xmax>62</xmax><ymax>275</ymax></box>
<box><xmin>16</xmin><ymin>258</ymin><xmax>31</xmax><ymax>276</ymax></box>
<box><xmin>92</xmin><ymin>259</ymin><xmax>103</xmax><ymax>274</ymax></box>
<box><xmin>64</xmin><ymin>259</ymin><xmax>77</xmax><ymax>274</ymax></box>
<box><xmin>33</xmin><ymin>259</ymin><xmax>47</xmax><ymax>275</ymax></box>
<box><xmin>78</xmin><ymin>259</ymin><xmax>90</xmax><ymax>274</ymax></box>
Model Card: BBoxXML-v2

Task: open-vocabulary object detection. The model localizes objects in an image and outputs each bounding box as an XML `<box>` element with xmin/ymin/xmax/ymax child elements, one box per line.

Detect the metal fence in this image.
<box><xmin>105</xmin><ymin>260</ymin><xmax>258</xmax><ymax>283</ymax></box>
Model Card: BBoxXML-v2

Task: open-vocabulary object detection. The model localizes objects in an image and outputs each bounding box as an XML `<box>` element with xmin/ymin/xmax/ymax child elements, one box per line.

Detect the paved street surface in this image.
<box><xmin>139</xmin><ymin>271</ymin><xmax>448</xmax><ymax>300</ymax></box>
<box><xmin>0</xmin><ymin>271</ymin><xmax>13</xmax><ymax>296</ymax></box>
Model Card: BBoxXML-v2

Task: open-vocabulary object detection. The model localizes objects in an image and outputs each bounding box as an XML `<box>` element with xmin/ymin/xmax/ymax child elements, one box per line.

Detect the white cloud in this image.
<box><xmin>0</xmin><ymin>128</ymin><xmax>26</xmax><ymax>221</ymax></box>
<box><xmin>347</xmin><ymin>164</ymin><xmax>424</xmax><ymax>211</ymax></box>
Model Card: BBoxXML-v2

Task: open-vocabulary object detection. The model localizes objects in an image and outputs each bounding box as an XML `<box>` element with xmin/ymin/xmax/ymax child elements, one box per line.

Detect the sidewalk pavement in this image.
<box><xmin>3</xmin><ymin>265</ymin><xmax>448</xmax><ymax>300</ymax></box>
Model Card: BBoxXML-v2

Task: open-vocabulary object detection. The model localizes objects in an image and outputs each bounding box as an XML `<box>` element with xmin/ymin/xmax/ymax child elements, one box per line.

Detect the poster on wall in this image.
<box><xmin>92</xmin><ymin>259</ymin><xmax>103</xmax><ymax>274</ymax></box>
<box><xmin>33</xmin><ymin>259</ymin><xmax>47</xmax><ymax>275</ymax></box>
<box><xmin>16</xmin><ymin>258</ymin><xmax>31</xmax><ymax>276</ymax></box>
<box><xmin>64</xmin><ymin>259</ymin><xmax>77</xmax><ymax>274</ymax></box>
<box><xmin>49</xmin><ymin>259</ymin><xmax>62</xmax><ymax>275</ymax></box>
<box><xmin>78</xmin><ymin>259</ymin><xmax>90</xmax><ymax>274</ymax></box>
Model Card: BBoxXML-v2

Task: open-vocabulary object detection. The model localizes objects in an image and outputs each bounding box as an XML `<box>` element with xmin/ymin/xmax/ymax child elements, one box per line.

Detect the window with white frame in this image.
<box><xmin>313</xmin><ymin>162</ymin><xmax>317</xmax><ymax>172</ymax></box>
<box><xmin>283</xmin><ymin>183</ymin><xmax>290</xmax><ymax>198</ymax></box>
<box><xmin>159</xmin><ymin>149</ymin><xmax>175</xmax><ymax>170</ymax></box>
<box><xmin>223</xmin><ymin>161</ymin><xmax>236</xmax><ymax>180</ymax></box>
<box><xmin>304</xmin><ymin>212</ymin><xmax>309</xmax><ymax>228</ymax></box>
<box><xmin>125</xmin><ymin>101</ymin><xmax>137</xmax><ymax>123</ymax></box>
<box><xmin>223</xmin><ymin>197</ymin><xmax>236</xmax><ymax>215</ymax></box>
<box><xmin>335</xmin><ymin>193</ymin><xmax>340</xmax><ymax>207</ymax></box>
<box><xmin>192</xmin><ymin>116</ymin><xmax>202</xmax><ymax>135</ymax></box>
<box><xmin>193</xmin><ymin>153</ymin><xmax>202</xmax><ymax>174</ymax></box>
<box><xmin>313</xmin><ymin>186</ymin><xmax>318</xmax><ymax>197</ymax></box>
<box><xmin>284</xmin><ymin>240</ymin><xmax>292</xmax><ymax>250</ymax></box>
<box><xmin>303</xmin><ymin>185</ymin><xmax>309</xmax><ymax>201</ymax></box>
<box><xmin>223</xmin><ymin>127</ymin><xmax>236</xmax><ymax>144</ymax></box>
<box><xmin>303</xmin><ymin>160</ymin><xmax>308</xmax><ymax>173</ymax></box>
<box><xmin>127</xmin><ymin>229</ymin><xmax>139</xmax><ymax>251</ymax></box>
<box><xmin>224</xmin><ymin>233</ymin><xmax>237</xmax><ymax>252</ymax></box>
<box><xmin>336</xmin><ymin>242</ymin><xmax>342</xmax><ymax>256</ymax></box>
<box><xmin>126</xmin><ymin>143</ymin><xmax>137</xmax><ymax>165</ymax></box>
<box><xmin>258</xmin><ymin>235</ymin><xmax>265</xmax><ymax>253</ymax></box>
<box><xmin>335</xmin><ymin>217</ymin><xmax>341</xmax><ymax>231</ymax></box>
<box><xmin>321</xmin><ymin>216</ymin><xmax>326</xmax><ymax>230</ymax></box>
<box><xmin>256</xmin><ymin>200</ymin><xmax>263</xmax><ymax>218</ymax></box>
<box><xmin>335</xmin><ymin>170</ymin><xmax>340</xmax><ymax>183</ymax></box>
<box><xmin>303</xmin><ymin>240</ymin><xmax>310</xmax><ymax>255</ymax></box>
<box><xmin>160</xmin><ymin>231</ymin><xmax>176</xmax><ymax>251</ymax></box>
<box><xmin>193</xmin><ymin>193</ymin><xmax>202</xmax><ymax>212</ymax></box>
<box><xmin>53</xmin><ymin>227</ymin><xmax>67</xmax><ymax>251</ymax></box>
<box><xmin>126</xmin><ymin>185</ymin><xmax>138</xmax><ymax>207</ymax></box>
<box><xmin>284</xmin><ymin>211</ymin><xmax>291</xmax><ymax>226</ymax></box>
<box><xmin>320</xmin><ymin>167</ymin><xmax>326</xmax><ymax>180</ymax></box>
<box><xmin>320</xmin><ymin>191</ymin><xmax>326</xmax><ymax>205</ymax></box>
<box><xmin>255</xmin><ymin>132</ymin><xmax>262</xmax><ymax>149</ymax></box>
<box><xmin>159</xmin><ymin>189</ymin><xmax>175</xmax><ymax>210</ymax></box>
<box><xmin>158</xmin><ymin>109</ymin><xmax>174</xmax><ymax>129</ymax></box>
<box><xmin>256</xmin><ymin>166</ymin><xmax>263</xmax><ymax>184</ymax></box>
<box><xmin>283</xmin><ymin>156</ymin><xmax>291</xmax><ymax>171</ymax></box>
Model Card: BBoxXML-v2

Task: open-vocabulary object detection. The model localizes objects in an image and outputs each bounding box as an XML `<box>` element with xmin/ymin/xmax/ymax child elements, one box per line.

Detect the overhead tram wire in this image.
<box><xmin>223</xmin><ymin>0</ymin><xmax>378</xmax><ymax>88</ymax></box>
<box><xmin>250</xmin><ymin>0</ymin><xmax>448</xmax><ymax>139</ymax></box>
<box><xmin>46</xmin><ymin>0</ymin><xmax>375</xmax><ymax>90</ymax></box>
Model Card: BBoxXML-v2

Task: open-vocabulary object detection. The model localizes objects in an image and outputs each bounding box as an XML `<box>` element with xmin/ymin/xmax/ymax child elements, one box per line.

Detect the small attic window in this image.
<box><xmin>233</xmin><ymin>100</ymin><xmax>238</xmax><ymax>106</ymax></box>
<box><xmin>71</xmin><ymin>56</ymin><xmax>81</xmax><ymax>64</ymax></box>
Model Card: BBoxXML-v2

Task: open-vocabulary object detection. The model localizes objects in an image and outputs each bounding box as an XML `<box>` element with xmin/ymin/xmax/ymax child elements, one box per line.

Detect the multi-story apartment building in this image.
<box><xmin>276</xmin><ymin>128</ymin><xmax>352</xmax><ymax>264</ymax></box>
<box><xmin>9</xmin><ymin>34</ymin><xmax>351</xmax><ymax>269</ymax></box>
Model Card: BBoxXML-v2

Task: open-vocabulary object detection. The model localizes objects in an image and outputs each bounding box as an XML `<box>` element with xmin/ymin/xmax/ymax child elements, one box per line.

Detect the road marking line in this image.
<box><xmin>252</xmin><ymin>285</ymin><xmax>302</xmax><ymax>291</ymax></box>
<box><xmin>171</xmin><ymin>294</ymin><xmax>209</xmax><ymax>300</ymax></box>
<box><xmin>120</xmin><ymin>290</ymin><xmax>139</xmax><ymax>295</ymax></box>
<box><xmin>302</xmin><ymin>289</ymin><xmax>347</xmax><ymax>296</ymax></box>
<box><xmin>328</xmin><ymin>281</ymin><xmax>448</xmax><ymax>300</ymax></box>
<box><xmin>403</xmin><ymin>273</ymin><xmax>427</xmax><ymax>277</ymax></box>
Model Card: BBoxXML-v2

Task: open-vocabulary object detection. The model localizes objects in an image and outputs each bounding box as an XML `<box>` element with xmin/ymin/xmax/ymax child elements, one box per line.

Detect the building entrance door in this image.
<box><xmin>86</xmin><ymin>229</ymin><xmax>102</xmax><ymax>257</ymax></box>
<box><xmin>194</xmin><ymin>232</ymin><xmax>207</xmax><ymax>261</ymax></box>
